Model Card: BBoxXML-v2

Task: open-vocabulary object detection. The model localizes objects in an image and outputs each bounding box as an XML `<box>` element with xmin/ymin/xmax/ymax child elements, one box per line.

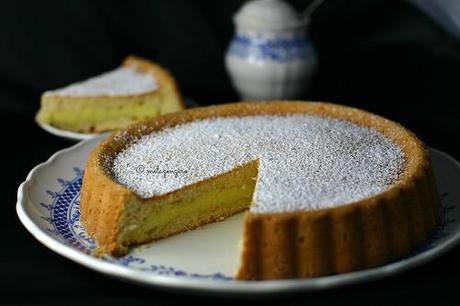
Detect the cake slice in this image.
<box><xmin>36</xmin><ymin>56</ymin><xmax>184</xmax><ymax>133</ymax></box>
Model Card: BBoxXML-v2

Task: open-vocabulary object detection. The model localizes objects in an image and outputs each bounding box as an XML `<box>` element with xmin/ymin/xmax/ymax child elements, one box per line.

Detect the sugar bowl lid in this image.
<box><xmin>234</xmin><ymin>0</ymin><xmax>306</xmax><ymax>31</ymax></box>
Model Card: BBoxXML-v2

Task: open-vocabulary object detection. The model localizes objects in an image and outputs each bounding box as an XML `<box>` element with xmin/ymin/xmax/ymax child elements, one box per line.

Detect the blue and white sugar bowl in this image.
<box><xmin>225</xmin><ymin>0</ymin><xmax>317</xmax><ymax>100</ymax></box>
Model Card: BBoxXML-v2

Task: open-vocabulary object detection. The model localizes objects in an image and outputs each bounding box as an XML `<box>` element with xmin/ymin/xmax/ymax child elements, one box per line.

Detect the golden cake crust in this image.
<box><xmin>80</xmin><ymin>101</ymin><xmax>439</xmax><ymax>278</ymax></box>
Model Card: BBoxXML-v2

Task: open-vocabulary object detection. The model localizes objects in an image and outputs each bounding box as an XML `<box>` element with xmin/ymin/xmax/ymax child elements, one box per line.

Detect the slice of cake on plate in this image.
<box><xmin>36</xmin><ymin>56</ymin><xmax>184</xmax><ymax>133</ymax></box>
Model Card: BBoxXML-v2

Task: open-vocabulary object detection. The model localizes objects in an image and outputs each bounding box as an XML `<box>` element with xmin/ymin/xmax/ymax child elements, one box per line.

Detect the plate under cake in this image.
<box><xmin>80</xmin><ymin>101</ymin><xmax>439</xmax><ymax>280</ymax></box>
<box><xmin>36</xmin><ymin>55</ymin><xmax>184</xmax><ymax>133</ymax></box>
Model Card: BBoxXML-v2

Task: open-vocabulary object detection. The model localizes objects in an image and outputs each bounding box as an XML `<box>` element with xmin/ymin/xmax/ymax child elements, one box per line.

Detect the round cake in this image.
<box><xmin>80</xmin><ymin>101</ymin><xmax>439</xmax><ymax>280</ymax></box>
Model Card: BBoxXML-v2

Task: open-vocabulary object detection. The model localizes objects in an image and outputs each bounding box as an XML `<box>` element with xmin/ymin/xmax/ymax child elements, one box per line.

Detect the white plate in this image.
<box><xmin>38</xmin><ymin>122</ymin><xmax>98</xmax><ymax>141</ymax></box>
<box><xmin>37</xmin><ymin>98</ymin><xmax>199</xmax><ymax>141</ymax></box>
<box><xmin>16</xmin><ymin>136</ymin><xmax>460</xmax><ymax>296</ymax></box>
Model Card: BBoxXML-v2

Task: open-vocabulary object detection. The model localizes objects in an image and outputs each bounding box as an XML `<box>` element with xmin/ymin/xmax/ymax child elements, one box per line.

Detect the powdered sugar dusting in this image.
<box><xmin>45</xmin><ymin>67</ymin><xmax>157</xmax><ymax>97</ymax></box>
<box><xmin>111</xmin><ymin>115</ymin><xmax>404</xmax><ymax>213</ymax></box>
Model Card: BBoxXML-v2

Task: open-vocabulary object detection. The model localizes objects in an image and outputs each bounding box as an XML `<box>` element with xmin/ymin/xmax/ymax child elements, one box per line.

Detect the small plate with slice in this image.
<box><xmin>16</xmin><ymin>133</ymin><xmax>460</xmax><ymax>296</ymax></box>
<box><xmin>38</xmin><ymin>97</ymin><xmax>199</xmax><ymax>142</ymax></box>
<box><xmin>36</xmin><ymin>55</ymin><xmax>196</xmax><ymax>142</ymax></box>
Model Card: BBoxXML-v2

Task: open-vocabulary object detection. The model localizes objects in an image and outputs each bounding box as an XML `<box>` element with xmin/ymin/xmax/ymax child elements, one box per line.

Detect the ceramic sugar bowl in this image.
<box><xmin>225</xmin><ymin>0</ymin><xmax>317</xmax><ymax>100</ymax></box>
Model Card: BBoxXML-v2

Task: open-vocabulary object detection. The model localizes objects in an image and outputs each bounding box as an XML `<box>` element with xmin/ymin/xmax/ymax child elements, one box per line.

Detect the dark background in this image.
<box><xmin>2</xmin><ymin>0</ymin><xmax>460</xmax><ymax>305</ymax></box>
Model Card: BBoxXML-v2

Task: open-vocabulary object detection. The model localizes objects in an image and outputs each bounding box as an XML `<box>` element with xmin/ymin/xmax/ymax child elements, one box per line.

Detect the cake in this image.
<box><xmin>80</xmin><ymin>101</ymin><xmax>439</xmax><ymax>280</ymax></box>
<box><xmin>36</xmin><ymin>56</ymin><xmax>184</xmax><ymax>133</ymax></box>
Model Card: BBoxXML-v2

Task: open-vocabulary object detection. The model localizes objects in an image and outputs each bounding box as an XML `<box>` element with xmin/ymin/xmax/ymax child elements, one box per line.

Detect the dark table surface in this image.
<box><xmin>2</xmin><ymin>0</ymin><xmax>460</xmax><ymax>305</ymax></box>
